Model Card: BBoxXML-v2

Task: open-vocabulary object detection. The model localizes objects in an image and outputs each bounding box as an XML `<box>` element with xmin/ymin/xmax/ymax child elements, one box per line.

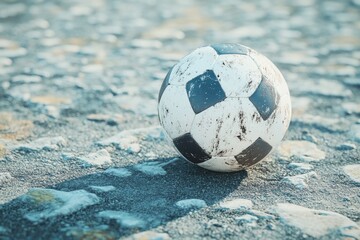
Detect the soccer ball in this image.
<box><xmin>158</xmin><ymin>43</ymin><xmax>291</xmax><ymax>172</ymax></box>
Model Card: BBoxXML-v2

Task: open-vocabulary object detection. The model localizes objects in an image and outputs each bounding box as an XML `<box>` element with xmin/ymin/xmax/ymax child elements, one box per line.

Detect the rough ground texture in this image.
<box><xmin>0</xmin><ymin>0</ymin><xmax>359</xmax><ymax>239</ymax></box>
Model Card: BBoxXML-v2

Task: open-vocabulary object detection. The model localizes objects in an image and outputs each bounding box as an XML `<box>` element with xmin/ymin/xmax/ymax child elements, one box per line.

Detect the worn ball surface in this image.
<box><xmin>158</xmin><ymin>43</ymin><xmax>291</xmax><ymax>172</ymax></box>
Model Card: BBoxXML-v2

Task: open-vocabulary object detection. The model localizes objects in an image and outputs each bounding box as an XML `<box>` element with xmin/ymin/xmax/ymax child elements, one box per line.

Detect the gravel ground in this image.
<box><xmin>0</xmin><ymin>0</ymin><xmax>359</xmax><ymax>239</ymax></box>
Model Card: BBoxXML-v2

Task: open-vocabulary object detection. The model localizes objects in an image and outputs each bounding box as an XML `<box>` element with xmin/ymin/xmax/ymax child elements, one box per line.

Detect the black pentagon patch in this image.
<box><xmin>211</xmin><ymin>43</ymin><xmax>249</xmax><ymax>55</ymax></box>
<box><xmin>235</xmin><ymin>137</ymin><xmax>272</xmax><ymax>166</ymax></box>
<box><xmin>249</xmin><ymin>76</ymin><xmax>279</xmax><ymax>120</ymax></box>
<box><xmin>173</xmin><ymin>133</ymin><xmax>211</xmax><ymax>164</ymax></box>
<box><xmin>158</xmin><ymin>67</ymin><xmax>173</xmax><ymax>102</ymax></box>
<box><xmin>186</xmin><ymin>70</ymin><xmax>226</xmax><ymax>114</ymax></box>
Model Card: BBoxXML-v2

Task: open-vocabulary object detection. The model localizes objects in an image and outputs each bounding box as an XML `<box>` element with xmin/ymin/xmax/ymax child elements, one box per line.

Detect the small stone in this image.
<box><xmin>86</xmin><ymin>114</ymin><xmax>125</xmax><ymax>125</ymax></box>
<box><xmin>97</xmin><ymin>126</ymin><xmax>163</xmax><ymax>153</ymax></box>
<box><xmin>123</xmin><ymin>231</ymin><xmax>170</xmax><ymax>240</ymax></box>
<box><xmin>0</xmin><ymin>48</ymin><xmax>27</xmax><ymax>58</ymax></box>
<box><xmin>131</xmin><ymin>39</ymin><xmax>162</xmax><ymax>48</ymax></box>
<box><xmin>277</xmin><ymin>140</ymin><xmax>326</xmax><ymax>161</ymax></box>
<box><xmin>175</xmin><ymin>199</ymin><xmax>207</xmax><ymax>210</ymax></box>
<box><xmin>335</xmin><ymin>143</ymin><xmax>356</xmax><ymax>151</ymax></box>
<box><xmin>282</xmin><ymin>171</ymin><xmax>318</xmax><ymax>189</ymax></box>
<box><xmin>246</xmin><ymin>210</ymin><xmax>275</xmax><ymax>220</ymax></box>
<box><xmin>0</xmin><ymin>172</ymin><xmax>13</xmax><ymax>185</ymax></box>
<box><xmin>292</xmin><ymin>114</ymin><xmax>347</xmax><ymax>133</ymax></box>
<box><xmin>287</xmin><ymin>163</ymin><xmax>314</xmax><ymax>173</ymax></box>
<box><xmin>13</xmin><ymin>136</ymin><xmax>67</xmax><ymax>152</ymax></box>
<box><xmin>81</xmin><ymin>64</ymin><xmax>104</xmax><ymax>73</ymax></box>
<box><xmin>11</xmin><ymin>75</ymin><xmax>42</xmax><ymax>84</ymax></box>
<box><xmin>0</xmin><ymin>57</ymin><xmax>12</xmax><ymax>66</ymax></box>
<box><xmin>236</xmin><ymin>214</ymin><xmax>258</xmax><ymax>226</ymax></box>
<box><xmin>343</xmin><ymin>165</ymin><xmax>360</xmax><ymax>184</ymax></box>
<box><xmin>22</xmin><ymin>188</ymin><xmax>100</xmax><ymax>222</ymax></box>
<box><xmin>219</xmin><ymin>199</ymin><xmax>253</xmax><ymax>210</ymax></box>
<box><xmin>78</xmin><ymin>149</ymin><xmax>112</xmax><ymax>166</ymax></box>
<box><xmin>291</xmin><ymin>79</ymin><xmax>352</xmax><ymax>98</ymax></box>
<box><xmin>30</xmin><ymin>96</ymin><xmax>72</xmax><ymax>105</ymax></box>
<box><xmin>273</xmin><ymin>203</ymin><xmax>360</xmax><ymax>238</ymax></box>
<box><xmin>104</xmin><ymin>168</ymin><xmax>132</xmax><ymax>177</ymax></box>
<box><xmin>343</xmin><ymin>102</ymin><xmax>360</xmax><ymax>115</ymax></box>
<box><xmin>98</xmin><ymin>211</ymin><xmax>145</xmax><ymax>228</ymax></box>
<box><xmin>0</xmin><ymin>4</ymin><xmax>26</xmax><ymax>18</ymax></box>
<box><xmin>89</xmin><ymin>185</ymin><xmax>116</xmax><ymax>193</ymax></box>
<box><xmin>350</xmin><ymin>124</ymin><xmax>360</xmax><ymax>143</ymax></box>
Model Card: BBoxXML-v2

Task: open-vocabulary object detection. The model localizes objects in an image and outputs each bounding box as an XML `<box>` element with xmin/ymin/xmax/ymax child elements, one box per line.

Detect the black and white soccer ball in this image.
<box><xmin>158</xmin><ymin>43</ymin><xmax>291</xmax><ymax>172</ymax></box>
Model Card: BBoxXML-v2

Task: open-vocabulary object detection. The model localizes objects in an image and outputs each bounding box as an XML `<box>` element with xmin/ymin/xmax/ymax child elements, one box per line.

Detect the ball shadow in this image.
<box><xmin>0</xmin><ymin>158</ymin><xmax>247</xmax><ymax>239</ymax></box>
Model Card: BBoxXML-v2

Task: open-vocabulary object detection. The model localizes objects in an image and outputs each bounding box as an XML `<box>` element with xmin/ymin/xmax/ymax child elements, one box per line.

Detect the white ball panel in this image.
<box><xmin>191</xmin><ymin>97</ymin><xmax>266</xmax><ymax>157</ymax></box>
<box><xmin>169</xmin><ymin>46</ymin><xmax>218</xmax><ymax>86</ymax></box>
<box><xmin>158</xmin><ymin>85</ymin><xmax>195</xmax><ymax>139</ymax></box>
<box><xmin>260</xmin><ymin>94</ymin><xmax>292</xmax><ymax>147</ymax></box>
<box><xmin>213</xmin><ymin>54</ymin><xmax>262</xmax><ymax>97</ymax></box>
<box><xmin>197</xmin><ymin>156</ymin><xmax>244</xmax><ymax>172</ymax></box>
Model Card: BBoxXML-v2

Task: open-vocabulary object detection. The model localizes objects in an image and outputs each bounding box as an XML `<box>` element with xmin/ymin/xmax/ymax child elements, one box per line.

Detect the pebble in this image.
<box><xmin>86</xmin><ymin>113</ymin><xmax>125</xmax><ymax>125</ymax></box>
<box><xmin>282</xmin><ymin>171</ymin><xmax>318</xmax><ymax>189</ymax></box>
<box><xmin>97</xmin><ymin>126</ymin><xmax>163</xmax><ymax>153</ymax></box>
<box><xmin>97</xmin><ymin>211</ymin><xmax>145</xmax><ymax>228</ymax></box>
<box><xmin>292</xmin><ymin>114</ymin><xmax>347</xmax><ymax>133</ymax></box>
<box><xmin>273</xmin><ymin>203</ymin><xmax>360</xmax><ymax>238</ymax></box>
<box><xmin>133</xmin><ymin>158</ymin><xmax>177</xmax><ymax>176</ymax></box>
<box><xmin>291</xmin><ymin>79</ymin><xmax>352</xmax><ymax>98</ymax></box>
<box><xmin>277</xmin><ymin>140</ymin><xmax>326</xmax><ymax>162</ymax></box>
<box><xmin>343</xmin><ymin>102</ymin><xmax>360</xmax><ymax>115</ymax></box>
<box><xmin>11</xmin><ymin>75</ymin><xmax>42</xmax><ymax>84</ymax></box>
<box><xmin>0</xmin><ymin>48</ymin><xmax>27</xmax><ymax>58</ymax></box>
<box><xmin>246</xmin><ymin>210</ymin><xmax>275</xmax><ymax>220</ymax></box>
<box><xmin>77</xmin><ymin>149</ymin><xmax>112</xmax><ymax>166</ymax></box>
<box><xmin>175</xmin><ymin>199</ymin><xmax>207</xmax><ymax>210</ymax></box>
<box><xmin>13</xmin><ymin>136</ymin><xmax>66</xmax><ymax>152</ymax></box>
<box><xmin>0</xmin><ymin>172</ymin><xmax>13</xmax><ymax>185</ymax></box>
<box><xmin>235</xmin><ymin>214</ymin><xmax>258</xmax><ymax>226</ymax></box>
<box><xmin>0</xmin><ymin>57</ymin><xmax>12</xmax><ymax>66</ymax></box>
<box><xmin>287</xmin><ymin>162</ymin><xmax>314</xmax><ymax>173</ymax></box>
<box><xmin>335</xmin><ymin>143</ymin><xmax>356</xmax><ymax>151</ymax></box>
<box><xmin>89</xmin><ymin>185</ymin><xmax>116</xmax><ymax>193</ymax></box>
<box><xmin>104</xmin><ymin>168</ymin><xmax>132</xmax><ymax>177</ymax></box>
<box><xmin>123</xmin><ymin>231</ymin><xmax>170</xmax><ymax>240</ymax></box>
<box><xmin>23</xmin><ymin>188</ymin><xmax>100</xmax><ymax>222</ymax></box>
<box><xmin>343</xmin><ymin>165</ymin><xmax>360</xmax><ymax>184</ymax></box>
<box><xmin>350</xmin><ymin>124</ymin><xmax>360</xmax><ymax>142</ymax></box>
<box><xmin>219</xmin><ymin>199</ymin><xmax>253</xmax><ymax>210</ymax></box>
<box><xmin>0</xmin><ymin>4</ymin><xmax>26</xmax><ymax>18</ymax></box>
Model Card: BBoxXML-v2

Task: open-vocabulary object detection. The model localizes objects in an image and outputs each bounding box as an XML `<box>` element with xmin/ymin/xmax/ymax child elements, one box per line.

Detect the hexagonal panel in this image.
<box><xmin>249</xmin><ymin>76</ymin><xmax>279</xmax><ymax>120</ymax></box>
<box><xmin>191</xmin><ymin>97</ymin><xmax>266</xmax><ymax>158</ymax></box>
<box><xmin>169</xmin><ymin>46</ymin><xmax>218</xmax><ymax>86</ymax></box>
<box><xmin>186</xmin><ymin>70</ymin><xmax>226</xmax><ymax>114</ymax></box>
<box><xmin>234</xmin><ymin>137</ymin><xmax>272</xmax><ymax>166</ymax></box>
<box><xmin>173</xmin><ymin>133</ymin><xmax>211</xmax><ymax>164</ymax></box>
<box><xmin>158</xmin><ymin>66</ymin><xmax>173</xmax><ymax>102</ymax></box>
<box><xmin>198</xmin><ymin>156</ymin><xmax>245</xmax><ymax>172</ymax></box>
<box><xmin>211</xmin><ymin>43</ymin><xmax>249</xmax><ymax>55</ymax></box>
<box><xmin>212</xmin><ymin>54</ymin><xmax>262</xmax><ymax>97</ymax></box>
<box><xmin>158</xmin><ymin>85</ymin><xmax>195</xmax><ymax>139</ymax></box>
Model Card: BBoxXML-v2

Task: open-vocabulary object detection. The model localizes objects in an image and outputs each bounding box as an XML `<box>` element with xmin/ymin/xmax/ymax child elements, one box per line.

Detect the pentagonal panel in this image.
<box><xmin>212</xmin><ymin>54</ymin><xmax>262</xmax><ymax>97</ymax></box>
<box><xmin>158</xmin><ymin>67</ymin><xmax>173</xmax><ymax>102</ymax></box>
<box><xmin>211</xmin><ymin>43</ymin><xmax>249</xmax><ymax>55</ymax></box>
<box><xmin>169</xmin><ymin>46</ymin><xmax>218</xmax><ymax>86</ymax></box>
<box><xmin>198</xmin><ymin>156</ymin><xmax>245</xmax><ymax>172</ymax></box>
<box><xmin>158</xmin><ymin>85</ymin><xmax>195</xmax><ymax>139</ymax></box>
<box><xmin>173</xmin><ymin>133</ymin><xmax>211</xmax><ymax>164</ymax></box>
<box><xmin>249</xmin><ymin>76</ymin><xmax>280</xmax><ymax>120</ymax></box>
<box><xmin>191</xmin><ymin>97</ymin><xmax>266</xmax><ymax>158</ymax></box>
<box><xmin>186</xmin><ymin>70</ymin><xmax>226</xmax><ymax>114</ymax></box>
<box><xmin>234</xmin><ymin>137</ymin><xmax>272</xmax><ymax>167</ymax></box>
